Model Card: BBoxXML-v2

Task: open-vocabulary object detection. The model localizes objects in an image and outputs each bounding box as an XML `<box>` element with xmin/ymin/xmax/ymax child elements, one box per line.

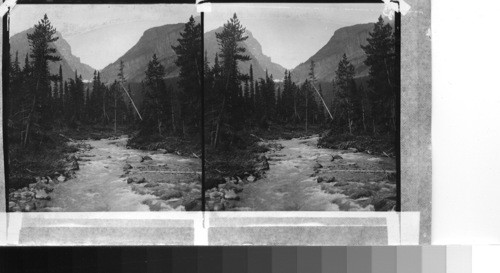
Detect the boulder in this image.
<box><xmin>126</xmin><ymin>155</ymin><xmax>143</xmax><ymax>163</ymax></box>
<box><xmin>348</xmin><ymin>148</ymin><xmax>358</xmax><ymax>153</ymax></box>
<box><xmin>213</xmin><ymin>202</ymin><xmax>225</xmax><ymax>211</ymax></box>
<box><xmin>349</xmin><ymin>189</ymin><xmax>373</xmax><ymax>199</ymax></box>
<box><xmin>325</xmin><ymin>176</ymin><xmax>336</xmax><ymax>183</ymax></box>
<box><xmin>123</xmin><ymin>164</ymin><xmax>133</xmax><ymax>171</ymax></box>
<box><xmin>157</xmin><ymin>148</ymin><xmax>167</xmax><ymax>154</ymax></box>
<box><xmin>247</xmin><ymin>175</ymin><xmax>256</xmax><ymax>182</ymax></box>
<box><xmin>209</xmin><ymin>191</ymin><xmax>223</xmax><ymax>199</ymax></box>
<box><xmin>255</xmin><ymin>159</ymin><xmax>270</xmax><ymax>171</ymax></box>
<box><xmin>22</xmin><ymin>202</ymin><xmax>36</xmax><ymax>212</ymax></box>
<box><xmin>225</xmin><ymin>182</ymin><xmax>243</xmax><ymax>193</ymax></box>
<box><xmin>144</xmin><ymin>182</ymin><xmax>160</xmax><ymax>188</ymax></box>
<box><xmin>127</xmin><ymin>177</ymin><xmax>147</xmax><ymax>184</ymax></box>
<box><xmin>141</xmin><ymin>155</ymin><xmax>153</xmax><ymax>162</ymax></box>
<box><xmin>35</xmin><ymin>190</ymin><xmax>50</xmax><ymax>200</ymax></box>
<box><xmin>331</xmin><ymin>155</ymin><xmax>343</xmax><ymax>161</ymax></box>
<box><xmin>69</xmin><ymin>160</ymin><xmax>79</xmax><ymax>171</ymax></box>
<box><xmin>313</xmin><ymin>162</ymin><xmax>323</xmax><ymax>170</ymax></box>
<box><xmin>334</xmin><ymin>181</ymin><xmax>349</xmax><ymax>187</ymax></box>
<box><xmin>183</xmin><ymin>199</ymin><xmax>201</xmax><ymax>211</ymax></box>
<box><xmin>160</xmin><ymin>190</ymin><xmax>183</xmax><ymax>200</ymax></box>
<box><xmin>57</xmin><ymin>175</ymin><xmax>66</xmax><ymax>183</ymax></box>
<box><xmin>67</xmin><ymin>155</ymin><xmax>79</xmax><ymax>162</ymax></box>
<box><xmin>224</xmin><ymin>189</ymin><xmax>240</xmax><ymax>200</ymax></box>
<box><xmin>373</xmin><ymin>198</ymin><xmax>397</xmax><ymax>211</ymax></box>
<box><xmin>257</xmin><ymin>154</ymin><xmax>268</xmax><ymax>161</ymax></box>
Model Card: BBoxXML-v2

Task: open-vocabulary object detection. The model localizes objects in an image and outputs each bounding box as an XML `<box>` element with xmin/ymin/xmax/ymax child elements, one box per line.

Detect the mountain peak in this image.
<box><xmin>10</xmin><ymin>28</ymin><xmax>96</xmax><ymax>81</ymax></box>
<box><xmin>204</xmin><ymin>26</ymin><xmax>286</xmax><ymax>80</ymax></box>
<box><xmin>99</xmin><ymin>21</ymin><xmax>190</xmax><ymax>84</ymax></box>
<box><xmin>291</xmin><ymin>22</ymin><xmax>375</xmax><ymax>83</ymax></box>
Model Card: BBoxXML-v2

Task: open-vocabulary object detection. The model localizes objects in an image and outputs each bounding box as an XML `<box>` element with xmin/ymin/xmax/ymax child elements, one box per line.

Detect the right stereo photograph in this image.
<box><xmin>203</xmin><ymin>2</ymin><xmax>399</xmax><ymax>212</ymax></box>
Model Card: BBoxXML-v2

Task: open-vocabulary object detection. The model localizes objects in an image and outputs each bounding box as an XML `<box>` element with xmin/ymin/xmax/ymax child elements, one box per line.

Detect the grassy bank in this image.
<box><xmin>127</xmin><ymin>132</ymin><xmax>201</xmax><ymax>158</ymax></box>
<box><xmin>7</xmin><ymin>125</ymin><xmax>132</xmax><ymax>191</ymax></box>
<box><xmin>318</xmin><ymin>131</ymin><xmax>396</xmax><ymax>157</ymax></box>
<box><xmin>8</xmin><ymin>134</ymin><xmax>75</xmax><ymax>190</ymax></box>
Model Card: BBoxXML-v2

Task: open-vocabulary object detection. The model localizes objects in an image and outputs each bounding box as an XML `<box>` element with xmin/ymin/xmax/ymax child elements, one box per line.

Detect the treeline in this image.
<box><xmin>205</xmin><ymin>14</ymin><xmax>396</xmax><ymax>149</ymax></box>
<box><xmin>8</xmin><ymin>14</ymin><xmax>202</xmax><ymax>148</ymax></box>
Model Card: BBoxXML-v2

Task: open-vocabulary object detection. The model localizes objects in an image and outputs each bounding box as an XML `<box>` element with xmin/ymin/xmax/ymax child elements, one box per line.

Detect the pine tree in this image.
<box><xmin>172</xmin><ymin>16</ymin><xmax>202</xmax><ymax>135</ymax></box>
<box><xmin>24</xmin><ymin>14</ymin><xmax>61</xmax><ymax>145</ymax></box>
<box><xmin>361</xmin><ymin>15</ymin><xmax>396</xmax><ymax>133</ymax></box>
<box><xmin>335</xmin><ymin>54</ymin><xmax>356</xmax><ymax>134</ymax></box>
<box><xmin>143</xmin><ymin>54</ymin><xmax>167</xmax><ymax>135</ymax></box>
<box><xmin>212</xmin><ymin>13</ymin><xmax>250</xmax><ymax>147</ymax></box>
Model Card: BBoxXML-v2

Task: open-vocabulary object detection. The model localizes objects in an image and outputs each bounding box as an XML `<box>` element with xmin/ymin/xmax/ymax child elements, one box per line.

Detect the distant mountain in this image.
<box><xmin>204</xmin><ymin>27</ymin><xmax>286</xmax><ymax>81</ymax></box>
<box><xmin>100</xmin><ymin>17</ymin><xmax>200</xmax><ymax>84</ymax></box>
<box><xmin>10</xmin><ymin>28</ymin><xmax>95</xmax><ymax>81</ymax></box>
<box><xmin>291</xmin><ymin>23</ymin><xmax>375</xmax><ymax>83</ymax></box>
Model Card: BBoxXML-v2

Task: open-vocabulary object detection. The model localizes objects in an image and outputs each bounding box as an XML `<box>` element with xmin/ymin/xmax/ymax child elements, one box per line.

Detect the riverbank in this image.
<box><xmin>206</xmin><ymin>135</ymin><xmax>397</xmax><ymax>211</ymax></box>
<box><xmin>204</xmin><ymin>124</ymin><xmax>397</xmax><ymax>211</ymax></box>
<box><xmin>7</xmin><ymin>125</ymin><xmax>202</xmax><ymax>212</ymax></box>
<box><xmin>318</xmin><ymin>131</ymin><xmax>396</xmax><ymax>157</ymax></box>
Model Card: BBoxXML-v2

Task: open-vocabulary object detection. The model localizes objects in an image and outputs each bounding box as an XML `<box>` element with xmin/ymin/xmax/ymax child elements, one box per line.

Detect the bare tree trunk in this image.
<box><xmin>171</xmin><ymin>98</ymin><xmax>176</xmax><ymax>134</ymax></box>
<box><xmin>24</xmin><ymin>95</ymin><xmax>37</xmax><ymax>147</ymax></box>
<box><xmin>114</xmin><ymin>89</ymin><xmax>117</xmax><ymax>134</ymax></box>
<box><xmin>361</xmin><ymin>103</ymin><xmax>367</xmax><ymax>133</ymax></box>
<box><xmin>305</xmin><ymin>89</ymin><xmax>308</xmax><ymax>133</ymax></box>
<box><xmin>103</xmin><ymin>90</ymin><xmax>106</xmax><ymax>124</ymax></box>
<box><xmin>24</xmin><ymin>79</ymin><xmax>40</xmax><ymax>147</ymax></box>
<box><xmin>214</xmin><ymin>96</ymin><xmax>226</xmax><ymax>148</ymax></box>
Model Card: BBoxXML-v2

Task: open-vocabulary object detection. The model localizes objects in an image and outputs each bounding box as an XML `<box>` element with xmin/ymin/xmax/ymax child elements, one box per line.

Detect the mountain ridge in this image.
<box><xmin>9</xmin><ymin>28</ymin><xmax>96</xmax><ymax>81</ymax></box>
<box><xmin>291</xmin><ymin>22</ymin><xmax>375</xmax><ymax>83</ymax></box>
<box><xmin>100</xmin><ymin>16</ymin><xmax>200</xmax><ymax>84</ymax></box>
<box><xmin>204</xmin><ymin>27</ymin><xmax>286</xmax><ymax>81</ymax></box>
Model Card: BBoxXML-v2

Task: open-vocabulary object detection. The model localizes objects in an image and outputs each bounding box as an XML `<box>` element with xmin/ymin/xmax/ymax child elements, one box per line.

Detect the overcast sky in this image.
<box><xmin>205</xmin><ymin>3</ymin><xmax>386</xmax><ymax>69</ymax></box>
<box><xmin>11</xmin><ymin>4</ymin><xmax>196</xmax><ymax>69</ymax></box>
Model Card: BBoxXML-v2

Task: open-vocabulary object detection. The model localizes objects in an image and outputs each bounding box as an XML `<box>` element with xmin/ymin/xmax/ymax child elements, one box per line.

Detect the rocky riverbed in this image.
<box><xmin>8</xmin><ymin>136</ymin><xmax>201</xmax><ymax>212</ymax></box>
<box><xmin>204</xmin><ymin>135</ymin><xmax>397</xmax><ymax>211</ymax></box>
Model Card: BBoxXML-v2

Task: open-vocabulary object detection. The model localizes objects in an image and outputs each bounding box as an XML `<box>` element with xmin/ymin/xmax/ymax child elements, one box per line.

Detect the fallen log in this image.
<box><xmin>137</xmin><ymin>171</ymin><xmax>202</xmax><ymax>175</ymax></box>
<box><xmin>328</xmin><ymin>169</ymin><xmax>396</xmax><ymax>173</ymax></box>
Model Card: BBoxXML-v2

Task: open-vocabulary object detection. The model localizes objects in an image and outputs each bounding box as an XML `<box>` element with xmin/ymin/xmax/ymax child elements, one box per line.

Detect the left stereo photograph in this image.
<box><xmin>4</xmin><ymin>4</ymin><xmax>202</xmax><ymax>212</ymax></box>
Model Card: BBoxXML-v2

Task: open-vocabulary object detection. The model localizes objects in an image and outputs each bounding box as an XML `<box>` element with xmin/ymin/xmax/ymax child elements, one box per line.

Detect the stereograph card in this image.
<box><xmin>0</xmin><ymin>0</ymin><xmax>431</xmax><ymax>246</ymax></box>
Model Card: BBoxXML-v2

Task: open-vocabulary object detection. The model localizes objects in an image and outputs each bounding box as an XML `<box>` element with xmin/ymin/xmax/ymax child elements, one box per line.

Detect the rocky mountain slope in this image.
<box><xmin>204</xmin><ymin>27</ymin><xmax>286</xmax><ymax>81</ymax></box>
<box><xmin>291</xmin><ymin>23</ymin><xmax>375</xmax><ymax>83</ymax></box>
<box><xmin>10</xmin><ymin>28</ymin><xmax>95</xmax><ymax>81</ymax></box>
<box><xmin>100</xmin><ymin>17</ymin><xmax>200</xmax><ymax>84</ymax></box>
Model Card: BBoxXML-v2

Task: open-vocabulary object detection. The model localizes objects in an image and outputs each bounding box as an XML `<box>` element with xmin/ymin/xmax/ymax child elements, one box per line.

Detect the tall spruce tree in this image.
<box><xmin>334</xmin><ymin>54</ymin><xmax>356</xmax><ymax>134</ymax></box>
<box><xmin>143</xmin><ymin>54</ymin><xmax>167</xmax><ymax>135</ymax></box>
<box><xmin>24</xmin><ymin>14</ymin><xmax>61</xmax><ymax>145</ymax></box>
<box><xmin>212</xmin><ymin>13</ymin><xmax>250</xmax><ymax>147</ymax></box>
<box><xmin>361</xmin><ymin>16</ymin><xmax>396</xmax><ymax>133</ymax></box>
<box><xmin>172</xmin><ymin>16</ymin><xmax>202</xmax><ymax>135</ymax></box>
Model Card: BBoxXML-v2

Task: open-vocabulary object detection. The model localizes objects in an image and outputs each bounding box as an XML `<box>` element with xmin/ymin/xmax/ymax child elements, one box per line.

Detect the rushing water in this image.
<box><xmin>236</xmin><ymin>136</ymin><xmax>396</xmax><ymax>211</ymax></box>
<box><xmin>45</xmin><ymin>137</ymin><xmax>195</xmax><ymax>212</ymax></box>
